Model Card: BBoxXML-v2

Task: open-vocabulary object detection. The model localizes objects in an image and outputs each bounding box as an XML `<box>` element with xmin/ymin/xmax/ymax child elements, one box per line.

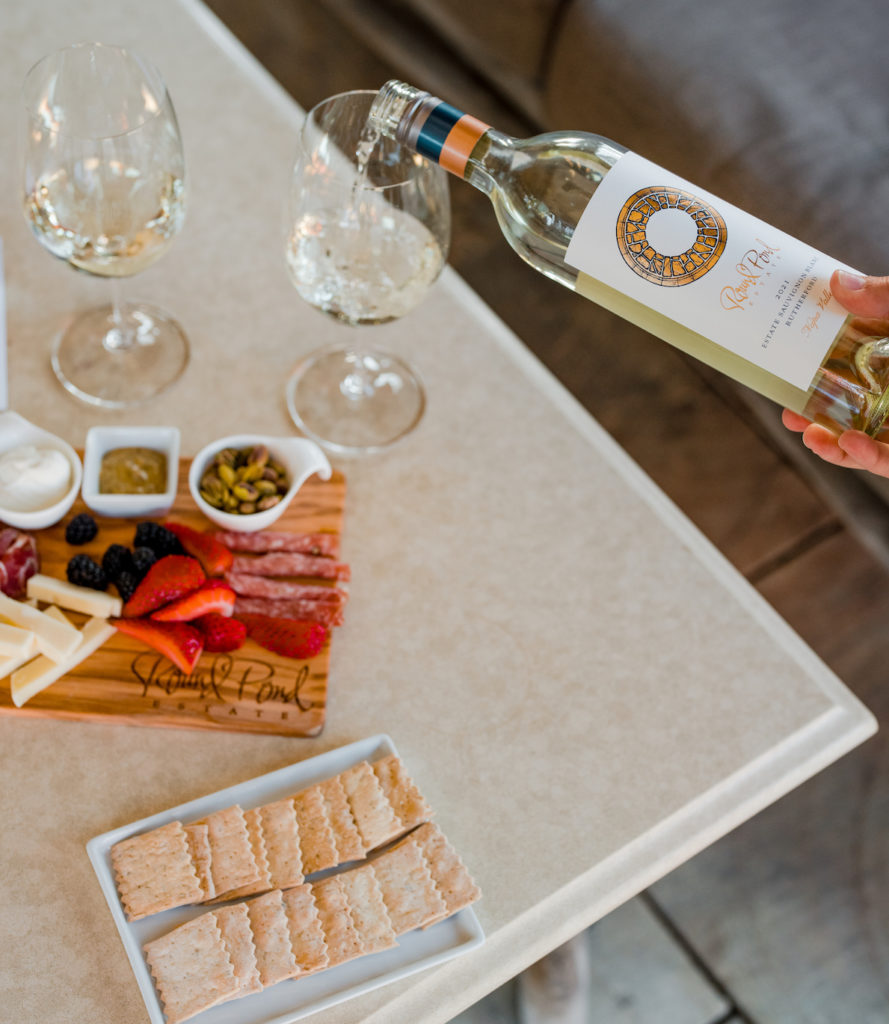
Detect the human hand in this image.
<box><xmin>783</xmin><ymin>270</ymin><xmax>889</xmax><ymax>478</ymax></box>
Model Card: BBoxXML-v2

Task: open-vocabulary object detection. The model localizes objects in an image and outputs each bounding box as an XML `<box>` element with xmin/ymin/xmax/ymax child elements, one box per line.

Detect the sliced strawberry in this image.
<box><xmin>237</xmin><ymin>613</ymin><xmax>328</xmax><ymax>659</ymax></box>
<box><xmin>122</xmin><ymin>555</ymin><xmax>206</xmax><ymax>618</ymax></box>
<box><xmin>112</xmin><ymin>618</ymin><xmax>204</xmax><ymax>674</ymax></box>
<box><xmin>162</xmin><ymin>521</ymin><xmax>233</xmax><ymax>576</ymax></box>
<box><xmin>193</xmin><ymin>612</ymin><xmax>247</xmax><ymax>652</ymax></box>
<box><xmin>150</xmin><ymin>580</ymin><xmax>236</xmax><ymax>622</ymax></box>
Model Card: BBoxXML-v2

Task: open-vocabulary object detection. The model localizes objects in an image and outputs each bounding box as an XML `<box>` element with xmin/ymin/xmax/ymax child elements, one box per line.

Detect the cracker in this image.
<box><xmin>411</xmin><ymin>822</ymin><xmax>481</xmax><ymax>927</ymax></box>
<box><xmin>281</xmin><ymin>883</ymin><xmax>330</xmax><ymax>974</ymax></box>
<box><xmin>318</xmin><ymin>776</ymin><xmax>366</xmax><ymax>864</ymax></box>
<box><xmin>311</xmin><ymin>875</ymin><xmax>364</xmax><ymax>968</ymax></box>
<box><xmin>112</xmin><ymin>821</ymin><xmax>203</xmax><ymax>921</ymax></box>
<box><xmin>143</xmin><ymin>913</ymin><xmax>239</xmax><ymax>1024</ymax></box>
<box><xmin>372</xmin><ymin>754</ymin><xmax>433</xmax><ymax>831</ymax></box>
<box><xmin>337</xmin><ymin>863</ymin><xmax>397</xmax><ymax>955</ymax></box>
<box><xmin>203</xmin><ymin>806</ymin><xmax>260</xmax><ymax>896</ymax></box>
<box><xmin>293</xmin><ymin>785</ymin><xmax>339</xmax><ymax>874</ymax></box>
<box><xmin>213</xmin><ymin>903</ymin><xmax>263</xmax><ymax>997</ymax></box>
<box><xmin>339</xmin><ymin>761</ymin><xmax>402</xmax><ymax>852</ymax></box>
<box><xmin>370</xmin><ymin>835</ymin><xmax>446</xmax><ymax>934</ymax></box>
<box><xmin>209</xmin><ymin>807</ymin><xmax>272</xmax><ymax>902</ymax></box>
<box><xmin>259</xmin><ymin>798</ymin><xmax>305</xmax><ymax>890</ymax></box>
<box><xmin>184</xmin><ymin>824</ymin><xmax>215</xmax><ymax>901</ymax></box>
<box><xmin>245</xmin><ymin>890</ymin><xmax>300</xmax><ymax>987</ymax></box>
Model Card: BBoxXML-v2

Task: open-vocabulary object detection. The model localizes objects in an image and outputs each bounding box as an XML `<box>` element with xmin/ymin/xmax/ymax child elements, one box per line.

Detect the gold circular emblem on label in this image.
<box><xmin>616</xmin><ymin>186</ymin><xmax>727</xmax><ymax>286</ymax></box>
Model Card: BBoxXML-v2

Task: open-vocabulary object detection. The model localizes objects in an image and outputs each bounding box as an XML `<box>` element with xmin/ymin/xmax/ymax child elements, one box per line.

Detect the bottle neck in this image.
<box><xmin>370</xmin><ymin>81</ymin><xmax>497</xmax><ymax>190</ymax></box>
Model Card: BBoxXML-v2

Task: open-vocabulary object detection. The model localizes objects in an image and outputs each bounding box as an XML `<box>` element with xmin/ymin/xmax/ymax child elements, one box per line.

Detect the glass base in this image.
<box><xmin>51</xmin><ymin>302</ymin><xmax>189</xmax><ymax>408</ymax></box>
<box><xmin>286</xmin><ymin>345</ymin><xmax>425</xmax><ymax>456</ymax></box>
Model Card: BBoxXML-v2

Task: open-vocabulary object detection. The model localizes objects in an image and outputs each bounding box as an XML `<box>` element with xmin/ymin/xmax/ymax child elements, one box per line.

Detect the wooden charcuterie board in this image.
<box><xmin>0</xmin><ymin>459</ymin><xmax>346</xmax><ymax>737</ymax></box>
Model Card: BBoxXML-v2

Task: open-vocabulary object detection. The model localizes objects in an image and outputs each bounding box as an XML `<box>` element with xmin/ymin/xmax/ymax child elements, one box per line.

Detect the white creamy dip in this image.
<box><xmin>0</xmin><ymin>444</ymin><xmax>72</xmax><ymax>511</ymax></box>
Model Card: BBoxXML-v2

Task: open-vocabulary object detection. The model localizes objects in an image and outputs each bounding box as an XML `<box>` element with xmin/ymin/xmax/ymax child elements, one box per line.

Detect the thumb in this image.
<box><xmin>837</xmin><ymin>430</ymin><xmax>889</xmax><ymax>479</ymax></box>
<box><xmin>830</xmin><ymin>270</ymin><xmax>889</xmax><ymax>318</ymax></box>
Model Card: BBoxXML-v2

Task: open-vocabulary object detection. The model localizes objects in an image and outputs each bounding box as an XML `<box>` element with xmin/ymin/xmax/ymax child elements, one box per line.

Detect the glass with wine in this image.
<box><xmin>22</xmin><ymin>42</ymin><xmax>188</xmax><ymax>408</ymax></box>
<box><xmin>284</xmin><ymin>89</ymin><xmax>451</xmax><ymax>455</ymax></box>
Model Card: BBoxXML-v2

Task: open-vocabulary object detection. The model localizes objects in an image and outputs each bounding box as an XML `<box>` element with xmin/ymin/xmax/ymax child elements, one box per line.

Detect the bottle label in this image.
<box><xmin>565</xmin><ymin>152</ymin><xmax>855</xmax><ymax>391</ymax></box>
<box><xmin>404</xmin><ymin>99</ymin><xmax>489</xmax><ymax>178</ymax></box>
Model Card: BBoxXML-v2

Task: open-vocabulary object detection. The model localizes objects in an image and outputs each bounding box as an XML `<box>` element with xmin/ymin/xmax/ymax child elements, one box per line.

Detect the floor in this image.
<box><xmin>201</xmin><ymin>1</ymin><xmax>889</xmax><ymax>1020</ymax></box>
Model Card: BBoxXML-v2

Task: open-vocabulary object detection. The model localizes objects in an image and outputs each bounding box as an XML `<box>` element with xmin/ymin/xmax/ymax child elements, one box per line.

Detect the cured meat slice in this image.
<box><xmin>0</xmin><ymin>528</ymin><xmax>38</xmax><ymax>599</ymax></box>
<box><xmin>225</xmin><ymin>573</ymin><xmax>347</xmax><ymax>606</ymax></box>
<box><xmin>0</xmin><ymin>529</ymin><xmax>21</xmax><ymax>555</ymax></box>
<box><xmin>233</xmin><ymin>597</ymin><xmax>344</xmax><ymax>629</ymax></box>
<box><xmin>212</xmin><ymin>531</ymin><xmax>340</xmax><ymax>558</ymax></box>
<box><xmin>230</xmin><ymin>553</ymin><xmax>350</xmax><ymax>582</ymax></box>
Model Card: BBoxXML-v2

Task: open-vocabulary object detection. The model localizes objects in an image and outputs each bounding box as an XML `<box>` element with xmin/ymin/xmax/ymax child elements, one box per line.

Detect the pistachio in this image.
<box><xmin>200</xmin><ymin>474</ymin><xmax>225</xmax><ymax>504</ymax></box>
<box><xmin>239</xmin><ymin>501</ymin><xmax>257</xmax><ymax>514</ymax></box>
<box><xmin>239</xmin><ymin>462</ymin><xmax>264</xmax><ymax>483</ymax></box>
<box><xmin>200</xmin><ymin>488</ymin><xmax>222</xmax><ymax>508</ymax></box>
<box><xmin>255</xmin><ymin>478</ymin><xmax>278</xmax><ymax>496</ymax></box>
<box><xmin>217</xmin><ymin>463</ymin><xmax>237</xmax><ymax>486</ymax></box>
<box><xmin>257</xmin><ymin>494</ymin><xmax>281</xmax><ymax>511</ymax></box>
<box><xmin>232</xmin><ymin>482</ymin><xmax>259</xmax><ymax>502</ymax></box>
<box><xmin>248</xmin><ymin>444</ymin><xmax>269</xmax><ymax>469</ymax></box>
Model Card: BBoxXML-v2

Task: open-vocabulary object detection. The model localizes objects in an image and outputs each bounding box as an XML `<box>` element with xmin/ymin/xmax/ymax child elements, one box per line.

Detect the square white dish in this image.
<box><xmin>87</xmin><ymin>734</ymin><xmax>485</xmax><ymax>1024</ymax></box>
<box><xmin>81</xmin><ymin>425</ymin><xmax>180</xmax><ymax>518</ymax></box>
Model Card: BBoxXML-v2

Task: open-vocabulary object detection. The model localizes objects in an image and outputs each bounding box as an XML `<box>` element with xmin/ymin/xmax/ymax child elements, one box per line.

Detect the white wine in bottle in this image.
<box><xmin>369</xmin><ymin>81</ymin><xmax>889</xmax><ymax>436</ymax></box>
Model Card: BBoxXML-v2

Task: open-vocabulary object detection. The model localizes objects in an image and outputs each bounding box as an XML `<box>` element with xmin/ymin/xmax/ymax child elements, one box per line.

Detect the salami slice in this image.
<box><xmin>230</xmin><ymin>553</ymin><xmax>350</xmax><ymax>582</ymax></box>
<box><xmin>212</xmin><ymin>531</ymin><xmax>340</xmax><ymax>558</ymax></box>
<box><xmin>225</xmin><ymin>572</ymin><xmax>347</xmax><ymax>606</ymax></box>
<box><xmin>234</xmin><ymin>597</ymin><xmax>344</xmax><ymax>628</ymax></box>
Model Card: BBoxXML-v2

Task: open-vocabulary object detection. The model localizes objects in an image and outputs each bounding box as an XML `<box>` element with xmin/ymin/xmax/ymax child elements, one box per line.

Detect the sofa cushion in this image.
<box><xmin>405</xmin><ymin>0</ymin><xmax>564</xmax><ymax>89</ymax></box>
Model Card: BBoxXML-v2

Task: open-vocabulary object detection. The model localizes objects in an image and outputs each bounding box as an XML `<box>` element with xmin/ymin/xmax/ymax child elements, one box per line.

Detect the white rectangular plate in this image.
<box><xmin>87</xmin><ymin>734</ymin><xmax>484</xmax><ymax>1024</ymax></box>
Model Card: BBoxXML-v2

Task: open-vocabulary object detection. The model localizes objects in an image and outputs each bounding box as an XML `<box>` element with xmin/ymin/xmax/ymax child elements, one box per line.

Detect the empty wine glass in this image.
<box><xmin>22</xmin><ymin>42</ymin><xmax>188</xmax><ymax>408</ymax></box>
<box><xmin>284</xmin><ymin>89</ymin><xmax>450</xmax><ymax>455</ymax></box>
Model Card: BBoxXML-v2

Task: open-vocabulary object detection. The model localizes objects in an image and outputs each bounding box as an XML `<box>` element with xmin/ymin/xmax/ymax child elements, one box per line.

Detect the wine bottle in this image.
<box><xmin>368</xmin><ymin>81</ymin><xmax>889</xmax><ymax>436</ymax></box>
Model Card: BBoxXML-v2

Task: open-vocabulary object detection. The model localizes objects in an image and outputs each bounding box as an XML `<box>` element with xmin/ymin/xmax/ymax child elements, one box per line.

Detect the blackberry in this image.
<box><xmin>101</xmin><ymin>544</ymin><xmax>134</xmax><ymax>582</ymax></box>
<box><xmin>66</xmin><ymin>553</ymin><xmax>108</xmax><ymax>591</ymax></box>
<box><xmin>114</xmin><ymin>571</ymin><xmax>139</xmax><ymax>604</ymax></box>
<box><xmin>131</xmin><ymin>546</ymin><xmax>158</xmax><ymax>580</ymax></box>
<box><xmin>65</xmin><ymin>513</ymin><xmax>98</xmax><ymax>546</ymax></box>
<box><xmin>133</xmin><ymin>522</ymin><xmax>183</xmax><ymax>558</ymax></box>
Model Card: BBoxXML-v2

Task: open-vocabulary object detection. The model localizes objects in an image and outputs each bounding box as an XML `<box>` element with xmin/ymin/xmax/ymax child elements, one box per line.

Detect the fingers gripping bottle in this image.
<box><xmin>369</xmin><ymin>80</ymin><xmax>889</xmax><ymax>436</ymax></box>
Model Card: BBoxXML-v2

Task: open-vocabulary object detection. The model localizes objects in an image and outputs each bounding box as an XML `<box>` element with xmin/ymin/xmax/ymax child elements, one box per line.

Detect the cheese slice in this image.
<box><xmin>10</xmin><ymin>617</ymin><xmax>116</xmax><ymax>707</ymax></box>
<box><xmin>0</xmin><ymin>622</ymin><xmax>37</xmax><ymax>659</ymax></box>
<box><xmin>0</xmin><ymin>642</ymin><xmax>39</xmax><ymax>682</ymax></box>
<box><xmin>26</xmin><ymin>574</ymin><xmax>122</xmax><ymax>619</ymax></box>
<box><xmin>0</xmin><ymin>592</ymin><xmax>81</xmax><ymax>662</ymax></box>
<box><xmin>42</xmin><ymin>605</ymin><xmax>72</xmax><ymax>627</ymax></box>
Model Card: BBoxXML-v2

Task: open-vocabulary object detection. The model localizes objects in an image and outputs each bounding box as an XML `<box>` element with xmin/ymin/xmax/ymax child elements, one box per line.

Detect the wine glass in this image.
<box><xmin>22</xmin><ymin>42</ymin><xmax>188</xmax><ymax>408</ymax></box>
<box><xmin>284</xmin><ymin>90</ymin><xmax>450</xmax><ymax>455</ymax></box>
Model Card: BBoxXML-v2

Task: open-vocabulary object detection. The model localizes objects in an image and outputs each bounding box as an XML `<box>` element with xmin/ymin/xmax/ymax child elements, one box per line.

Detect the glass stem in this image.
<box><xmin>104</xmin><ymin>277</ymin><xmax>135</xmax><ymax>352</ymax></box>
<box><xmin>341</xmin><ymin>342</ymin><xmax>379</xmax><ymax>400</ymax></box>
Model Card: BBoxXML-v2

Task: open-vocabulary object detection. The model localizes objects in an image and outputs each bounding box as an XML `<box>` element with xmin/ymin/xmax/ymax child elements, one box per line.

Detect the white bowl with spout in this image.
<box><xmin>188</xmin><ymin>434</ymin><xmax>331</xmax><ymax>533</ymax></box>
<box><xmin>0</xmin><ymin>411</ymin><xmax>82</xmax><ymax>530</ymax></box>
